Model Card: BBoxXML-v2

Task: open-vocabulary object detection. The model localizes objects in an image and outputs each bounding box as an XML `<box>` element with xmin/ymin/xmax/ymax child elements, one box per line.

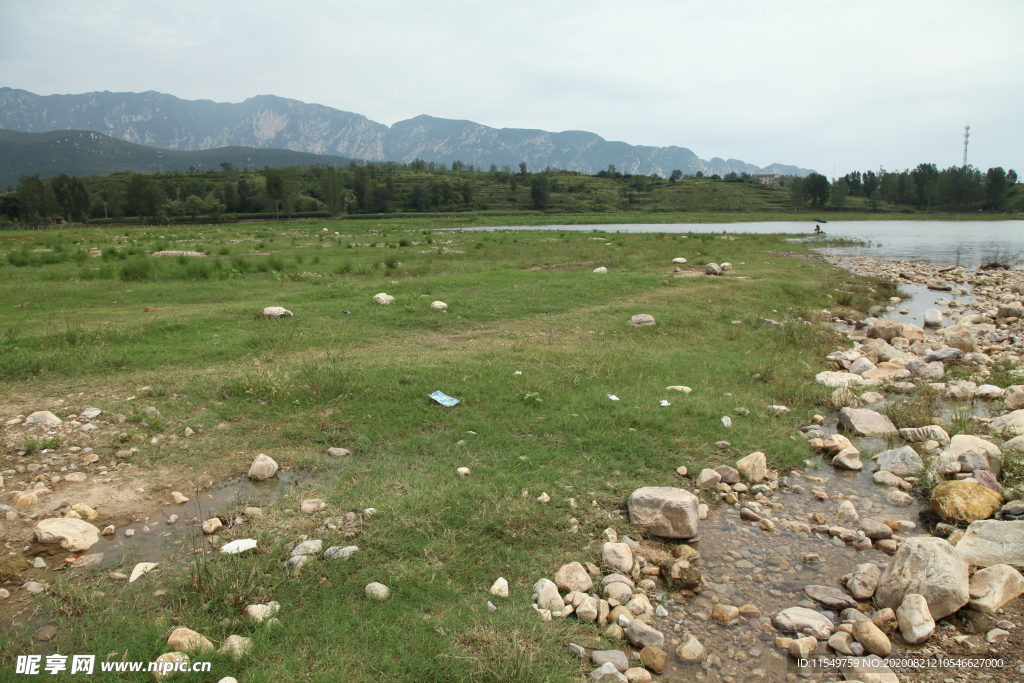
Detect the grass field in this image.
<box><xmin>0</xmin><ymin>218</ymin><xmax>896</xmax><ymax>682</ymax></box>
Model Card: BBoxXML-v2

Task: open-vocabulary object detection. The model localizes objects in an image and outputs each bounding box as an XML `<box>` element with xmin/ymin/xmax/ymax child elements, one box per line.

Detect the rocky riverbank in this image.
<box><xmin>527</xmin><ymin>255</ymin><xmax>1024</xmax><ymax>683</ymax></box>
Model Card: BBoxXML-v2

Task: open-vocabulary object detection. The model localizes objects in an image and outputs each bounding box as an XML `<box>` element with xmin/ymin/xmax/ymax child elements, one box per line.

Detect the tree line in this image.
<box><xmin>788</xmin><ymin>164</ymin><xmax>1018</xmax><ymax>213</ymax></box>
<box><xmin>1</xmin><ymin>158</ymin><xmax>1019</xmax><ymax>226</ymax></box>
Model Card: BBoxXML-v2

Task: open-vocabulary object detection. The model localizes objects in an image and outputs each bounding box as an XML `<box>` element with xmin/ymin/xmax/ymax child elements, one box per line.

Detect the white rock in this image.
<box><xmin>326</xmin><ymin>447</ymin><xmax>351</xmax><ymax>457</ymax></box>
<box><xmin>534</xmin><ymin>578</ymin><xmax>564</xmax><ymax>611</ymax></box>
<box><xmin>221</xmin><ymin>539</ymin><xmax>258</xmax><ymax>555</ymax></box>
<box><xmin>627</xmin><ymin>486</ymin><xmax>699</xmax><ymax>539</ymax></box>
<box><xmin>490</xmin><ymin>577</ymin><xmax>509</xmax><ymax>597</ymax></box>
<box><xmin>602</xmin><ymin>542</ymin><xmax>633</xmax><ymax>573</ymax></box>
<box><xmin>671</xmin><ymin>257</ymin><xmax>687</xmax><ymax>264</ymax></box>
<box><xmin>666</xmin><ymin>385</ymin><xmax>692</xmax><ymax>393</ymax></box>
<box><xmin>839</xmin><ymin>407</ymin><xmax>898</xmax><ymax>437</ymax></box>
<box><xmin>33</xmin><ymin>518</ymin><xmax>101</xmax><ymax>552</ymax></box>
<box><xmin>876</xmin><ymin>446</ymin><xmax>924</xmax><ymax>476</ymax></box>
<box><xmin>25</xmin><ymin>411</ymin><xmax>62</xmax><ymax>426</ymax></box>
<box><xmin>170</xmin><ymin>491</ymin><xmax>189</xmax><ymax>505</ymax></box>
<box><xmin>955</xmin><ymin>520</ymin><xmax>1024</xmax><ymax>569</ymax></box>
<box><xmin>260</xmin><ymin>306</ymin><xmax>292</xmax><ymax>318</ymax></box>
<box><xmin>372</xmin><ymin>293</ymin><xmax>395</xmax><ymax>305</ymax></box>
<box><xmin>876</xmin><ymin>537</ymin><xmax>969</xmax><ymax>619</ymax></box>
<box><xmin>896</xmin><ymin>594</ymin><xmax>935</xmax><ymax>644</ymax></box>
<box><xmin>202</xmin><ymin>518</ymin><xmax>223</xmax><ymax>535</ymax></box>
<box><xmin>168</xmin><ymin>627</ymin><xmax>215</xmax><ymax>653</ymax></box>
<box><xmin>430</xmin><ymin>300</ymin><xmax>448</xmax><ymax>311</ymax></box>
<box><xmin>815</xmin><ymin>371</ymin><xmax>865</xmax><ymax>388</ymax></box>
<box><xmin>300</xmin><ymin>499</ymin><xmax>326</xmax><ymax>514</ymax></box>
<box><xmin>323</xmin><ymin>545</ymin><xmax>359</xmax><ymax>560</ymax></box>
<box><xmin>456</xmin><ymin>467</ymin><xmax>470</xmax><ymax>476</ymax></box>
<box><xmin>967</xmin><ymin>564</ymin><xmax>1024</xmax><ymax>612</ymax></box>
<box><xmin>247</xmin><ymin>453</ymin><xmax>279</xmax><ymax>480</ymax></box>
<box><xmin>990</xmin><ymin>409</ymin><xmax>1024</xmax><ymax>436</ymax></box>
<box><xmin>590</xmin><ymin>662</ymin><xmax>628</xmax><ymax>682</ymax></box>
<box><xmin>291</xmin><ymin>539</ymin><xmax>322</xmax><ymax>556</ymax></box>
<box><xmin>128</xmin><ymin>562</ymin><xmax>159</xmax><ymax>583</ymax></box>
<box><xmin>736</xmin><ymin>451</ymin><xmax>767</xmax><ymax>482</ymax></box>
<box><xmin>593</xmin><ymin>267</ymin><xmax>608</xmax><ymax>274</ymax></box>
<box><xmin>772</xmin><ymin>607</ymin><xmax>835</xmax><ymax>639</ymax></box>
<box><xmin>365</xmin><ymin>582</ymin><xmax>390</xmax><ymax>600</ymax></box>
<box><xmin>554</xmin><ymin>562</ymin><xmax>593</xmax><ymax>592</ymax></box>
<box><xmin>243</xmin><ymin>601</ymin><xmax>280</xmax><ymax>622</ymax></box>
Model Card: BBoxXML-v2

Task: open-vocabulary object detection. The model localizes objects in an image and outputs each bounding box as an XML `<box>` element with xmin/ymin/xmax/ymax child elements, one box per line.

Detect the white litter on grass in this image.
<box><xmin>607</xmin><ymin>394</ymin><xmax>620</xmax><ymax>401</ymax></box>
<box><xmin>721</xmin><ymin>416</ymin><xmax>732</xmax><ymax>427</ymax></box>
<box><xmin>513</xmin><ymin>371</ymin><xmax>522</xmax><ymax>375</ymax></box>
<box><xmin>428</xmin><ymin>391</ymin><xmax>460</xmax><ymax>407</ymax></box>
<box><xmin>660</xmin><ymin>400</ymin><xmax>671</xmax><ymax>407</ymax></box>
<box><xmin>221</xmin><ymin>539</ymin><xmax>258</xmax><ymax>555</ymax></box>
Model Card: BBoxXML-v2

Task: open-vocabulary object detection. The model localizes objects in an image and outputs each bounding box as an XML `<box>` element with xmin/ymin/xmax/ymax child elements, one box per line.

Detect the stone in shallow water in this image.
<box><xmin>839</xmin><ymin>407</ymin><xmax>897</xmax><ymax>437</ymax></box>
<box><xmin>804</xmin><ymin>585</ymin><xmax>857</xmax><ymax>610</ymax></box>
<box><xmin>875</xmin><ymin>537</ymin><xmax>969</xmax><ymax>620</ymax></box>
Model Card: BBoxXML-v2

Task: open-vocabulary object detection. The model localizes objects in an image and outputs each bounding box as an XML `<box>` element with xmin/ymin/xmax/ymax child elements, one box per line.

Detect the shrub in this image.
<box><xmin>119</xmin><ymin>256</ymin><xmax>153</xmax><ymax>282</ymax></box>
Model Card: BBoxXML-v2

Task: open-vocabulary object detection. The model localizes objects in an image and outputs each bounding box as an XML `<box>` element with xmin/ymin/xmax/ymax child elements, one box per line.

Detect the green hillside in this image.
<box><xmin>0</xmin><ymin>129</ymin><xmax>359</xmax><ymax>188</ymax></box>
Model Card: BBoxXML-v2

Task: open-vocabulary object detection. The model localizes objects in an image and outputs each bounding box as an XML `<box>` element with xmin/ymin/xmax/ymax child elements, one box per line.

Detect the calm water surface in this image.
<box><xmin>468</xmin><ymin>220</ymin><xmax>1024</xmax><ymax>269</ymax></box>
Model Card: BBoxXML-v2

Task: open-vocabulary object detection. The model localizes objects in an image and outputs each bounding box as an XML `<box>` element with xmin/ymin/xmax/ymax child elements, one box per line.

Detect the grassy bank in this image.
<box><xmin>0</xmin><ymin>218</ymin><xmax>894</xmax><ymax>682</ymax></box>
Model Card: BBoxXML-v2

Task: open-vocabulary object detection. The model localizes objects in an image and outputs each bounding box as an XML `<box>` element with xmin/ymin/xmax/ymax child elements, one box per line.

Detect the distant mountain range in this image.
<box><xmin>0</xmin><ymin>87</ymin><xmax>815</xmax><ymax>179</ymax></box>
<box><xmin>0</xmin><ymin>129</ymin><xmax>356</xmax><ymax>188</ymax></box>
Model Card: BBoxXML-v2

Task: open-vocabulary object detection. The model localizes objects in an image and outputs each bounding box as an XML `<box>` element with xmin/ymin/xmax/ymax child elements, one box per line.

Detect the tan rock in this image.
<box><xmin>167</xmin><ymin>627</ymin><xmax>214</xmax><ymax>653</ymax></box>
<box><xmin>930</xmin><ymin>480</ymin><xmax>1003</xmax><ymax>524</ymax></box>
<box><xmin>853</xmin><ymin>618</ymin><xmax>891</xmax><ymax>656</ymax></box>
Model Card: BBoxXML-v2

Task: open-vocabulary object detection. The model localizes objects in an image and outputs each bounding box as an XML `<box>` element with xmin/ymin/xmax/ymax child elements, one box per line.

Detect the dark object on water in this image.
<box><xmin>980</xmin><ymin>261</ymin><xmax>1011</xmax><ymax>271</ymax></box>
<box><xmin>813</xmin><ymin>225</ymin><xmax>824</xmax><ymax>235</ymax></box>
<box><xmin>813</xmin><ymin>218</ymin><xmax>829</xmax><ymax>223</ymax></box>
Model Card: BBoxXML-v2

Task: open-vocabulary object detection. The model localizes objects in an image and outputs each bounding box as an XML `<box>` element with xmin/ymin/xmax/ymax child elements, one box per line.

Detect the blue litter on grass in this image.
<box><xmin>429</xmin><ymin>391</ymin><xmax>460</xmax><ymax>407</ymax></box>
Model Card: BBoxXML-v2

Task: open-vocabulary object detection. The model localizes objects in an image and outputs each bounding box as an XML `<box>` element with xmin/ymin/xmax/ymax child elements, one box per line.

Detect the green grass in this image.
<box><xmin>0</xmin><ymin>217</ymin><xmax>894</xmax><ymax>682</ymax></box>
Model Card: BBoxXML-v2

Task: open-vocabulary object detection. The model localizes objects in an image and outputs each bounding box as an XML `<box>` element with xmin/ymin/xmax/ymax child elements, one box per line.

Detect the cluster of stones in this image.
<box><xmin>769</xmin><ymin>534</ymin><xmax>1024</xmax><ymax>680</ymax></box>
<box><xmin>824</xmin><ymin>255</ymin><xmax>1024</xmax><ymax>376</ymax></box>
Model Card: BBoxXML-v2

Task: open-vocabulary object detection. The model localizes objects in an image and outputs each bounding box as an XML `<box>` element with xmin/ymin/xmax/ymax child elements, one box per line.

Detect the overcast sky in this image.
<box><xmin>2</xmin><ymin>0</ymin><xmax>1022</xmax><ymax>175</ymax></box>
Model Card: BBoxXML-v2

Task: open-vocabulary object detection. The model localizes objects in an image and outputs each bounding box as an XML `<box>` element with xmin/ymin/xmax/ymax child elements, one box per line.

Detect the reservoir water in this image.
<box><xmin>467</xmin><ymin>220</ymin><xmax>1024</xmax><ymax>270</ymax></box>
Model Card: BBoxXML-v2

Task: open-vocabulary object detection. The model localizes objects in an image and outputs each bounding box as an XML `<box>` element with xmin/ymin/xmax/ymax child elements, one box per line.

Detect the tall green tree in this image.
<box><xmin>125</xmin><ymin>173</ymin><xmax>165</xmax><ymax>221</ymax></box>
<box><xmin>984</xmin><ymin>167</ymin><xmax>1007</xmax><ymax>209</ymax></box>
<box><xmin>829</xmin><ymin>177</ymin><xmax>849</xmax><ymax>210</ymax></box>
<box><xmin>803</xmin><ymin>173</ymin><xmax>830</xmax><ymax>208</ymax></box>
<box><xmin>669</xmin><ymin>170</ymin><xmax>683</xmax><ymax>182</ymax></box>
<box><xmin>50</xmin><ymin>174</ymin><xmax>90</xmax><ymax>222</ymax></box>
<box><xmin>530</xmin><ymin>174</ymin><xmax>551</xmax><ymax>210</ymax></box>
<box><xmin>16</xmin><ymin>174</ymin><xmax>59</xmax><ymax>224</ymax></box>
<box><xmin>789</xmin><ymin>177</ymin><xmax>806</xmax><ymax>209</ymax></box>
<box><xmin>263</xmin><ymin>168</ymin><xmax>285</xmax><ymax>217</ymax></box>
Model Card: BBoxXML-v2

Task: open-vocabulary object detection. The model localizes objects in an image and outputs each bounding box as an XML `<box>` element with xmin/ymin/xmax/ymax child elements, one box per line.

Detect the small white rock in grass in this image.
<box><xmin>721</xmin><ymin>416</ymin><xmax>732</xmax><ymax>428</ymax></box>
<box><xmin>247</xmin><ymin>454</ymin><xmax>278</xmax><ymax>480</ymax></box>
<box><xmin>326</xmin><ymin>447</ymin><xmax>351</xmax><ymax>457</ymax></box>
<box><xmin>537</xmin><ymin>492</ymin><xmax>551</xmax><ymax>503</ymax></box>
<box><xmin>25</xmin><ymin>411</ymin><xmax>62</xmax><ymax>426</ymax></box>
<box><xmin>242</xmin><ymin>601</ymin><xmax>280</xmax><ymax>623</ymax></box>
<box><xmin>769</xmin><ymin>405</ymin><xmax>791</xmax><ymax>416</ymax></box>
<box><xmin>430</xmin><ymin>300</ymin><xmax>448</xmax><ymax>311</ymax></box>
<box><xmin>513</xmin><ymin>370</ymin><xmax>522</xmax><ymax>375</ymax></box>
<box><xmin>457</xmin><ymin>467</ymin><xmax>470</xmax><ymax>476</ymax></box>
<box><xmin>666</xmin><ymin>385</ymin><xmax>691</xmax><ymax>393</ymax></box>
<box><xmin>372</xmin><ymin>293</ymin><xmax>395</xmax><ymax>305</ymax></box>
<box><xmin>607</xmin><ymin>394</ymin><xmax>620</xmax><ymax>401</ymax></box>
<box><xmin>324</xmin><ymin>545</ymin><xmax>359</xmax><ymax>560</ymax></box>
<box><xmin>593</xmin><ymin>267</ymin><xmax>608</xmax><ymax>273</ymax></box>
<box><xmin>300</xmin><ymin>499</ymin><xmax>326</xmax><ymax>514</ymax></box>
<box><xmin>672</xmin><ymin>257</ymin><xmax>687</xmax><ymax>264</ymax></box>
<box><xmin>365</xmin><ymin>582</ymin><xmax>390</xmax><ymax>600</ymax></box>
<box><xmin>260</xmin><ymin>306</ymin><xmax>292</xmax><ymax>318</ymax></box>
<box><xmin>490</xmin><ymin>577</ymin><xmax>509</xmax><ymax>597</ymax></box>
<box><xmin>487</xmin><ymin>601</ymin><xmax>497</xmax><ymax>612</ymax></box>
<box><xmin>221</xmin><ymin>539</ymin><xmax>257</xmax><ymax>555</ymax></box>
<box><xmin>660</xmin><ymin>400</ymin><xmax>671</xmax><ymax>407</ymax></box>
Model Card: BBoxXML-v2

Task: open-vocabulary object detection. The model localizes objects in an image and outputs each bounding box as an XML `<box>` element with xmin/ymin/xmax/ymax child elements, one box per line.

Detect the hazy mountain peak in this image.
<box><xmin>0</xmin><ymin>87</ymin><xmax>814</xmax><ymax>176</ymax></box>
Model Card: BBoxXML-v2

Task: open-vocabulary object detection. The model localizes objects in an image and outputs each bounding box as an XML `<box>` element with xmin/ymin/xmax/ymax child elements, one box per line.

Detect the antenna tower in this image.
<box><xmin>962</xmin><ymin>125</ymin><xmax>970</xmax><ymax>167</ymax></box>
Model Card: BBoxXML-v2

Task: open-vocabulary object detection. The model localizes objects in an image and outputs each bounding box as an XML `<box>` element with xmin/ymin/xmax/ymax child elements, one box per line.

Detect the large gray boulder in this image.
<box><xmin>627</xmin><ymin>487</ymin><xmax>699</xmax><ymax>539</ymax></box>
<box><xmin>875</xmin><ymin>537</ymin><xmax>969</xmax><ymax>619</ymax></box>
<box><xmin>34</xmin><ymin>518</ymin><xmax>101</xmax><ymax>552</ymax></box>
<box><xmin>839</xmin><ymin>408</ymin><xmax>898</xmax><ymax>437</ymax></box>
<box><xmin>875</xmin><ymin>446</ymin><xmax>924</xmax><ymax>476</ymax></box>
<box><xmin>955</xmin><ymin>520</ymin><xmax>1024</xmax><ymax>570</ymax></box>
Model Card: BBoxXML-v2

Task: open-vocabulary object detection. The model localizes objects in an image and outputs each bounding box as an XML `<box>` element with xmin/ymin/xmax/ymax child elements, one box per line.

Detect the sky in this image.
<box><xmin>2</xmin><ymin>0</ymin><xmax>1022</xmax><ymax>176</ymax></box>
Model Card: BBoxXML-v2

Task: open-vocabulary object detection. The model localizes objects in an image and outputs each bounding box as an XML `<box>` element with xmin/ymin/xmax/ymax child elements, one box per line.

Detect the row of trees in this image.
<box><xmin>790</xmin><ymin>164</ymin><xmax>1018</xmax><ymax>212</ymax></box>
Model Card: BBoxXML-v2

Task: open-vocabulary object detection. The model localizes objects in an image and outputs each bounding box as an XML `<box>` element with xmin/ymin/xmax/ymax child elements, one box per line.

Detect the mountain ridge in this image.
<box><xmin>0</xmin><ymin>87</ymin><xmax>814</xmax><ymax>177</ymax></box>
<box><xmin>0</xmin><ymin>129</ymin><xmax>358</xmax><ymax>188</ymax></box>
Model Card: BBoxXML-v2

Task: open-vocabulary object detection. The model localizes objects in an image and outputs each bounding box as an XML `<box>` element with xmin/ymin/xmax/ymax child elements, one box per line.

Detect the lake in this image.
<box><xmin>466</xmin><ymin>220</ymin><xmax>1024</xmax><ymax>269</ymax></box>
